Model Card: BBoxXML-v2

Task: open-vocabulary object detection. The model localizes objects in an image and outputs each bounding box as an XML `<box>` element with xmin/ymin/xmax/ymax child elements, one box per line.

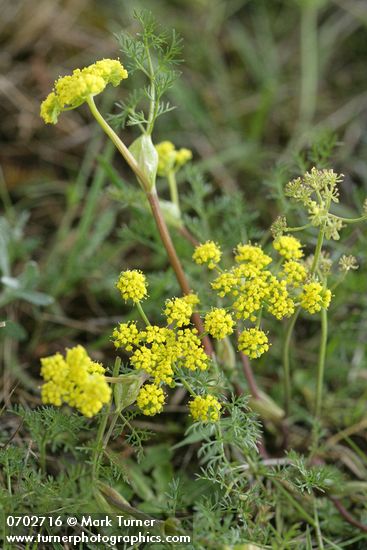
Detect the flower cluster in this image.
<box><xmin>164</xmin><ymin>296</ymin><xmax>195</xmax><ymax>327</ymax></box>
<box><xmin>204</xmin><ymin>308</ymin><xmax>234</xmax><ymax>340</ymax></box>
<box><xmin>111</xmin><ymin>268</ymin><xmax>222</xmax><ymax>421</ymax></box>
<box><xmin>285</xmin><ymin>168</ymin><xmax>346</xmax><ymax>240</ymax></box>
<box><xmin>189</xmin><ymin>395</ymin><xmax>221</xmax><ymax>423</ymax></box>
<box><xmin>300</xmin><ymin>282</ymin><xmax>332</xmax><ymax>314</ymax></box>
<box><xmin>136</xmin><ymin>384</ymin><xmax>165</xmax><ymax>416</ymax></box>
<box><xmin>40</xmin><ymin>346</ymin><xmax>111</xmax><ymax>417</ymax></box>
<box><xmin>273</xmin><ymin>235</ymin><xmax>303</xmax><ymax>260</ymax></box>
<box><xmin>40</xmin><ymin>59</ymin><xmax>128</xmax><ymax>124</ymax></box>
<box><xmin>209</xmin><ymin>242</ymin><xmax>297</xmax><ymax>325</ymax></box>
<box><xmin>191</xmin><ymin>237</ymin><xmax>332</xmax><ymax>363</ymax></box>
<box><xmin>281</xmin><ymin>260</ymin><xmax>307</xmax><ymax>287</ymax></box>
<box><xmin>234</xmin><ymin>244</ymin><xmax>272</xmax><ymax>267</ymax></box>
<box><xmin>116</xmin><ymin>270</ymin><xmax>148</xmax><ymax>303</ymax></box>
<box><xmin>117</xmin><ymin>323</ymin><xmax>209</xmax><ymax>387</ymax></box>
<box><xmin>192</xmin><ymin>240</ymin><xmax>222</xmax><ymax>269</ymax></box>
<box><xmin>112</xmin><ymin>321</ymin><xmax>141</xmax><ymax>351</ymax></box>
<box><xmin>155</xmin><ymin>141</ymin><xmax>192</xmax><ymax>177</ymax></box>
<box><xmin>238</xmin><ymin>328</ymin><xmax>270</xmax><ymax>359</ymax></box>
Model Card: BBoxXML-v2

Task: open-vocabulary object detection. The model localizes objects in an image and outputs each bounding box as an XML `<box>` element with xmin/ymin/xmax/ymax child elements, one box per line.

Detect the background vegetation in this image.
<box><xmin>1</xmin><ymin>0</ymin><xmax>366</xmax><ymax>548</ymax></box>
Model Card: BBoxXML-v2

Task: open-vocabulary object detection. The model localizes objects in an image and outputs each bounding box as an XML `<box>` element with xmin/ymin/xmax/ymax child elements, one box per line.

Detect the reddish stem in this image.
<box><xmin>235</xmin><ymin>329</ymin><xmax>261</xmax><ymax>399</ymax></box>
<box><xmin>147</xmin><ymin>191</ymin><xmax>213</xmax><ymax>356</ymax></box>
<box><xmin>179</xmin><ymin>226</ymin><xmax>199</xmax><ymax>247</ymax></box>
<box><xmin>330</xmin><ymin>497</ymin><xmax>367</xmax><ymax>533</ymax></box>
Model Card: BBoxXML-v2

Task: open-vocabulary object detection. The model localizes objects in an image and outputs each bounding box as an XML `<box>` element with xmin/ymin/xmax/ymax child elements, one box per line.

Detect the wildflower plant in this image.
<box><xmin>31</xmin><ymin>9</ymin><xmax>367</xmax><ymax>548</ymax></box>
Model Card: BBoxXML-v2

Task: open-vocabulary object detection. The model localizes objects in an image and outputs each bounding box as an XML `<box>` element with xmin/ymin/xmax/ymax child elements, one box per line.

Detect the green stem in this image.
<box><xmin>167</xmin><ymin>171</ymin><xmax>181</xmax><ymax>215</ymax></box>
<box><xmin>103</xmin><ymin>412</ymin><xmax>120</xmax><ymax>448</ymax></box>
<box><xmin>272</xmin><ymin>479</ymin><xmax>316</xmax><ymax>527</ymax></box>
<box><xmin>314</xmin><ymin>499</ymin><xmax>325</xmax><ymax>550</ymax></box>
<box><xmin>314</xmin><ymin>307</ymin><xmax>328</xmax><ymax>419</ymax></box>
<box><xmin>330</xmin><ymin>213</ymin><xmax>367</xmax><ymax>224</ymax></box>
<box><xmin>86</xmin><ymin>95</ymin><xmax>150</xmax><ymax>191</ymax></box>
<box><xmin>283</xmin><ymin>307</ymin><xmax>301</xmax><ymax>416</ymax></box>
<box><xmin>287</xmin><ymin>223</ymin><xmax>312</xmax><ymax>232</ymax></box>
<box><xmin>179</xmin><ymin>377</ymin><xmax>196</xmax><ymax>397</ymax></box>
<box><xmin>92</xmin><ymin>405</ymin><xmax>110</xmax><ymax>479</ymax></box>
<box><xmin>136</xmin><ymin>302</ymin><xmax>151</xmax><ymax>326</ymax></box>
<box><xmin>310</xmin><ymin>227</ymin><xmax>325</xmax><ymax>275</ymax></box>
<box><xmin>146</xmin><ymin>42</ymin><xmax>156</xmax><ymax>136</ymax></box>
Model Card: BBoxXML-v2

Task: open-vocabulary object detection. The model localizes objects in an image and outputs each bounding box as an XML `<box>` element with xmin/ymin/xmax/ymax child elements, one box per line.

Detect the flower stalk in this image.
<box><xmin>86</xmin><ymin>96</ymin><xmax>214</xmax><ymax>356</ymax></box>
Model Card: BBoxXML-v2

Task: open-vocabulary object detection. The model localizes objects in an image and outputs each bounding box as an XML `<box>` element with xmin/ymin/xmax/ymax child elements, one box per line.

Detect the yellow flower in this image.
<box><xmin>41</xmin><ymin>381</ymin><xmax>65</xmax><ymax>407</ymax></box>
<box><xmin>211</xmin><ymin>270</ymin><xmax>239</xmax><ymax>297</ymax></box>
<box><xmin>189</xmin><ymin>395</ymin><xmax>221</xmax><ymax>423</ymax></box>
<box><xmin>300</xmin><ymin>282</ymin><xmax>332</xmax><ymax>314</ymax></box>
<box><xmin>40</xmin><ymin>92</ymin><xmax>62</xmax><ymax>125</ymax></box>
<box><xmin>238</xmin><ymin>328</ymin><xmax>270</xmax><ymax>359</ymax></box>
<box><xmin>176</xmin><ymin>329</ymin><xmax>209</xmax><ymax>371</ymax></box>
<box><xmin>141</xmin><ymin>325</ymin><xmax>171</xmax><ymax>344</ymax></box>
<box><xmin>175</xmin><ymin>148</ymin><xmax>192</xmax><ymax>167</ymax></box>
<box><xmin>155</xmin><ymin>141</ymin><xmax>192</xmax><ymax>177</ymax></box>
<box><xmin>232</xmin><ymin>273</ymin><xmax>270</xmax><ymax>320</ymax></box>
<box><xmin>193</xmin><ymin>240</ymin><xmax>222</xmax><ymax>269</ymax></box>
<box><xmin>40</xmin><ymin>59</ymin><xmax>128</xmax><ymax>124</ymax></box>
<box><xmin>40</xmin><ymin>345</ymin><xmax>111</xmax><ymax>417</ymax></box>
<box><xmin>204</xmin><ymin>308</ymin><xmax>234</xmax><ymax>340</ymax></box>
<box><xmin>281</xmin><ymin>260</ymin><xmax>307</xmax><ymax>287</ymax></box>
<box><xmin>131</xmin><ymin>344</ymin><xmax>174</xmax><ymax>385</ymax></box>
<box><xmin>116</xmin><ymin>269</ymin><xmax>148</xmax><ymax>303</ymax></box>
<box><xmin>164</xmin><ymin>296</ymin><xmax>193</xmax><ymax>327</ymax></box>
<box><xmin>273</xmin><ymin>235</ymin><xmax>303</xmax><ymax>260</ymax></box>
<box><xmin>72</xmin><ymin>375</ymin><xmax>112</xmax><ymax>418</ymax></box>
<box><xmin>137</xmin><ymin>384</ymin><xmax>165</xmax><ymax>416</ymax></box>
<box><xmin>112</xmin><ymin>322</ymin><xmax>141</xmax><ymax>351</ymax></box>
<box><xmin>183</xmin><ymin>293</ymin><xmax>200</xmax><ymax>307</ymax></box>
<box><xmin>234</xmin><ymin>244</ymin><xmax>272</xmax><ymax>268</ymax></box>
<box><xmin>266</xmin><ymin>276</ymin><xmax>295</xmax><ymax>319</ymax></box>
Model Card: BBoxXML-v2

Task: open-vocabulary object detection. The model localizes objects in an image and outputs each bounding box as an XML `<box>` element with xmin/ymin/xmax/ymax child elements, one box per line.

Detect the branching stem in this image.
<box><xmin>87</xmin><ymin>95</ymin><xmax>213</xmax><ymax>355</ymax></box>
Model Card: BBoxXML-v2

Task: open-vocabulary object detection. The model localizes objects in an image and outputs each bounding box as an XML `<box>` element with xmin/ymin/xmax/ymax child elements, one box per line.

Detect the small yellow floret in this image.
<box><xmin>281</xmin><ymin>260</ymin><xmax>307</xmax><ymax>287</ymax></box>
<box><xmin>40</xmin><ymin>92</ymin><xmax>62</xmax><ymax>124</ymax></box>
<box><xmin>116</xmin><ymin>269</ymin><xmax>148</xmax><ymax>303</ymax></box>
<box><xmin>211</xmin><ymin>270</ymin><xmax>239</xmax><ymax>297</ymax></box>
<box><xmin>238</xmin><ymin>328</ymin><xmax>270</xmax><ymax>359</ymax></box>
<box><xmin>175</xmin><ymin>148</ymin><xmax>192</xmax><ymax>167</ymax></box>
<box><xmin>266</xmin><ymin>276</ymin><xmax>295</xmax><ymax>319</ymax></box>
<box><xmin>234</xmin><ymin>244</ymin><xmax>272</xmax><ymax>268</ymax></box>
<box><xmin>112</xmin><ymin>322</ymin><xmax>141</xmax><ymax>351</ymax></box>
<box><xmin>273</xmin><ymin>235</ymin><xmax>303</xmax><ymax>260</ymax></box>
<box><xmin>204</xmin><ymin>308</ymin><xmax>234</xmax><ymax>340</ymax></box>
<box><xmin>300</xmin><ymin>282</ymin><xmax>332</xmax><ymax>314</ymax></box>
<box><xmin>156</xmin><ymin>141</ymin><xmax>192</xmax><ymax>177</ymax></box>
<box><xmin>137</xmin><ymin>384</ymin><xmax>165</xmax><ymax>416</ymax></box>
<box><xmin>131</xmin><ymin>344</ymin><xmax>174</xmax><ymax>385</ymax></box>
<box><xmin>232</xmin><ymin>272</ymin><xmax>270</xmax><ymax>320</ymax></box>
<box><xmin>164</xmin><ymin>296</ymin><xmax>193</xmax><ymax>327</ymax></box>
<box><xmin>193</xmin><ymin>241</ymin><xmax>222</xmax><ymax>269</ymax></box>
<box><xmin>40</xmin><ymin>345</ymin><xmax>111</xmax><ymax>417</ymax></box>
<box><xmin>141</xmin><ymin>325</ymin><xmax>171</xmax><ymax>344</ymax></box>
<box><xmin>91</xmin><ymin>59</ymin><xmax>128</xmax><ymax>85</ymax></box>
<box><xmin>40</xmin><ymin>59</ymin><xmax>128</xmax><ymax>124</ymax></box>
<box><xmin>189</xmin><ymin>395</ymin><xmax>221</xmax><ymax>423</ymax></box>
<box><xmin>176</xmin><ymin>329</ymin><xmax>209</xmax><ymax>371</ymax></box>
